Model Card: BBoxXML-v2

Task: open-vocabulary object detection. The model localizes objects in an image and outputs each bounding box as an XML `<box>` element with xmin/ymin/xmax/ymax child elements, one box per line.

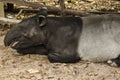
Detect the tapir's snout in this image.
<box><xmin>4</xmin><ymin>26</ymin><xmax>22</xmax><ymax>48</ymax></box>
<box><xmin>4</xmin><ymin>29</ymin><xmax>33</xmax><ymax>49</ymax></box>
<box><xmin>4</xmin><ymin>35</ymin><xmax>10</xmax><ymax>46</ymax></box>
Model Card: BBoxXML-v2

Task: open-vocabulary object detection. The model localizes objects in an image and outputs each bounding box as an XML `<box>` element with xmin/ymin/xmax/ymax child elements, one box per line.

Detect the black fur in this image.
<box><xmin>4</xmin><ymin>9</ymin><xmax>82</xmax><ymax>63</ymax></box>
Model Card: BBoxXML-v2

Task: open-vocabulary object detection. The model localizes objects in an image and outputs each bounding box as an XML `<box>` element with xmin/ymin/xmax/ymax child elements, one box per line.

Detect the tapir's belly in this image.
<box><xmin>78</xmin><ymin>37</ymin><xmax>120</xmax><ymax>62</ymax></box>
<box><xmin>77</xmin><ymin>20</ymin><xmax>120</xmax><ymax>62</ymax></box>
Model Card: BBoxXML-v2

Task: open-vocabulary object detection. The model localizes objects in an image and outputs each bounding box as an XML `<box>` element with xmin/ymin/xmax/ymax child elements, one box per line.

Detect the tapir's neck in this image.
<box><xmin>45</xmin><ymin>17</ymin><xmax>83</xmax><ymax>56</ymax></box>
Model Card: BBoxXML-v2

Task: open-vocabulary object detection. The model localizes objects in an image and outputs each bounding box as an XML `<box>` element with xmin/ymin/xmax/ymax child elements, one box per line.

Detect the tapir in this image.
<box><xmin>4</xmin><ymin>8</ymin><xmax>120</xmax><ymax>66</ymax></box>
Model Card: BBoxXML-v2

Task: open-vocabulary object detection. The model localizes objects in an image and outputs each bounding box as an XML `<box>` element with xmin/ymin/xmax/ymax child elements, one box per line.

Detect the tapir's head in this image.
<box><xmin>4</xmin><ymin>8</ymin><xmax>48</xmax><ymax>49</ymax></box>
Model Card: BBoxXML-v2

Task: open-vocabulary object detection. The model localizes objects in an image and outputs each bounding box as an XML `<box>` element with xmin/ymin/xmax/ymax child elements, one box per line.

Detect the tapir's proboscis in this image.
<box><xmin>4</xmin><ymin>9</ymin><xmax>120</xmax><ymax>67</ymax></box>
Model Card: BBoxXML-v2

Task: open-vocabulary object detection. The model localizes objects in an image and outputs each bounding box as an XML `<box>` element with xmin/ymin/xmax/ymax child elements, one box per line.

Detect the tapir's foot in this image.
<box><xmin>107</xmin><ymin>56</ymin><xmax>120</xmax><ymax>67</ymax></box>
<box><xmin>16</xmin><ymin>45</ymin><xmax>48</xmax><ymax>55</ymax></box>
<box><xmin>107</xmin><ymin>60</ymin><xmax>118</xmax><ymax>67</ymax></box>
<box><xmin>48</xmin><ymin>52</ymin><xmax>80</xmax><ymax>63</ymax></box>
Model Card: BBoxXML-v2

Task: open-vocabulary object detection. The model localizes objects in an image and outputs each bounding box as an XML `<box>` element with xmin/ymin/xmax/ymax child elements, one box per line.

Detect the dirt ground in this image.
<box><xmin>1</xmin><ymin>0</ymin><xmax>120</xmax><ymax>80</ymax></box>
<box><xmin>0</xmin><ymin>32</ymin><xmax>120</xmax><ymax>80</ymax></box>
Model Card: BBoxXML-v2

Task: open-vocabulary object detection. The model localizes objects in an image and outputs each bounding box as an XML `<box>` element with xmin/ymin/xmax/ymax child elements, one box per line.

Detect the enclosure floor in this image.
<box><xmin>0</xmin><ymin>36</ymin><xmax>120</xmax><ymax>80</ymax></box>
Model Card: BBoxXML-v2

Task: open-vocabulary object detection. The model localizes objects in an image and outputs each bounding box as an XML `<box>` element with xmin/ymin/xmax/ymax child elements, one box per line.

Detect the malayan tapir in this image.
<box><xmin>4</xmin><ymin>8</ymin><xmax>120</xmax><ymax>66</ymax></box>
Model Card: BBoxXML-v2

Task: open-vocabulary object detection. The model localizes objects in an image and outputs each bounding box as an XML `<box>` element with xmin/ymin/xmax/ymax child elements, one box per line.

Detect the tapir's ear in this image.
<box><xmin>38</xmin><ymin>15</ymin><xmax>46</xmax><ymax>27</ymax></box>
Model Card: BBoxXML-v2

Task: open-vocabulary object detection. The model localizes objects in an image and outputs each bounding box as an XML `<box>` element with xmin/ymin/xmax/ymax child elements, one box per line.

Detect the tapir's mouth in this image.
<box><xmin>10</xmin><ymin>41</ymin><xmax>19</xmax><ymax>48</ymax></box>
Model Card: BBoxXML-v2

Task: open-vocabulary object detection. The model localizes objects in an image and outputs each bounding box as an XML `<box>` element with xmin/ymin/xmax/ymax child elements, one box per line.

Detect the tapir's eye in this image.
<box><xmin>23</xmin><ymin>33</ymin><xmax>27</xmax><ymax>37</ymax></box>
<box><xmin>22</xmin><ymin>32</ymin><xmax>29</xmax><ymax>38</ymax></box>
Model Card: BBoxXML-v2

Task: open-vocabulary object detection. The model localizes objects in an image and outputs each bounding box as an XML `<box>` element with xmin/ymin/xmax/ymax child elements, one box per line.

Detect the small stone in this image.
<box><xmin>116</xmin><ymin>70</ymin><xmax>120</xmax><ymax>74</ymax></box>
<box><xmin>26</xmin><ymin>69</ymin><xmax>39</xmax><ymax>73</ymax></box>
<box><xmin>107</xmin><ymin>60</ymin><xmax>113</xmax><ymax>64</ymax></box>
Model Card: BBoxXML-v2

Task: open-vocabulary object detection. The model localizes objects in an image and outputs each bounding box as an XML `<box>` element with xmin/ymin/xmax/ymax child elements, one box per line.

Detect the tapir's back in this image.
<box><xmin>78</xmin><ymin>15</ymin><xmax>120</xmax><ymax>62</ymax></box>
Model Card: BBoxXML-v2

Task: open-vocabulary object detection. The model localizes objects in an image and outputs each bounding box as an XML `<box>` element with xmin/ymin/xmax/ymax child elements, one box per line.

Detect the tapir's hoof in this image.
<box><xmin>107</xmin><ymin>60</ymin><xmax>118</xmax><ymax>67</ymax></box>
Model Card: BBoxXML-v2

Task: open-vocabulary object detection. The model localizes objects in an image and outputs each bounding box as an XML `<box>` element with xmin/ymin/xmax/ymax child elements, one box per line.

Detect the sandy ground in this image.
<box><xmin>1</xmin><ymin>0</ymin><xmax>120</xmax><ymax>80</ymax></box>
<box><xmin>0</xmin><ymin>34</ymin><xmax>120</xmax><ymax>80</ymax></box>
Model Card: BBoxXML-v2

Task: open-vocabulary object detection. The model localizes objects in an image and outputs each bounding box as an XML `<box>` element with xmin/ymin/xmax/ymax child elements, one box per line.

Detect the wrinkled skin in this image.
<box><xmin>4</xmin><ymin>9</ymin><xmax>120</xmax><ymax>66</ymax></box>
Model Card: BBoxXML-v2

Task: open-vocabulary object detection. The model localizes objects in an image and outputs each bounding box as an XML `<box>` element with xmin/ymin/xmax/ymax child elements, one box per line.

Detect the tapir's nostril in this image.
<box><xmin>4</xmin><ymin>40</ymin><xmax>9</xmax><ymax>46</ymax></box>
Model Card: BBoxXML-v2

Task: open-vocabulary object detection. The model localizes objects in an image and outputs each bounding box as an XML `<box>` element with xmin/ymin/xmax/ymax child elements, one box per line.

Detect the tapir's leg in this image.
<box><xmin>48</xmin><ymin>47</ymin><xmax>80</xmax><ymax>63</ymax></box>
<box><xmin>47</xmin><ymin>34</ymin><xmax>80</xmax><ymax>63</ymax></box>
<box><xmin>47</xmin><ymin>24</ymin><xmax>81</xmax><ymax>63</ymax></box>
<box><xmin>17</xmin><ymin>45</ymin><xmax>48</xmax><ymax>55</ymax></box>
<box><xmin>48</xmin><ymin>53</ymin><xmax>80</xmax><ymax>63</ymax></box>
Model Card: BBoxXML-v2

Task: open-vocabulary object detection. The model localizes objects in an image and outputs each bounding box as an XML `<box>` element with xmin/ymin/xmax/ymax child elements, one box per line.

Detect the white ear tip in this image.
<box><xmin>38</xmin><ymin>15</ymin><xmax>46</xmax><ymax>18</ymax></box>
<box><xmin>41</xmin><ymin>7</ymin><xmax>47</xmax><ymax>10</ymax></box>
